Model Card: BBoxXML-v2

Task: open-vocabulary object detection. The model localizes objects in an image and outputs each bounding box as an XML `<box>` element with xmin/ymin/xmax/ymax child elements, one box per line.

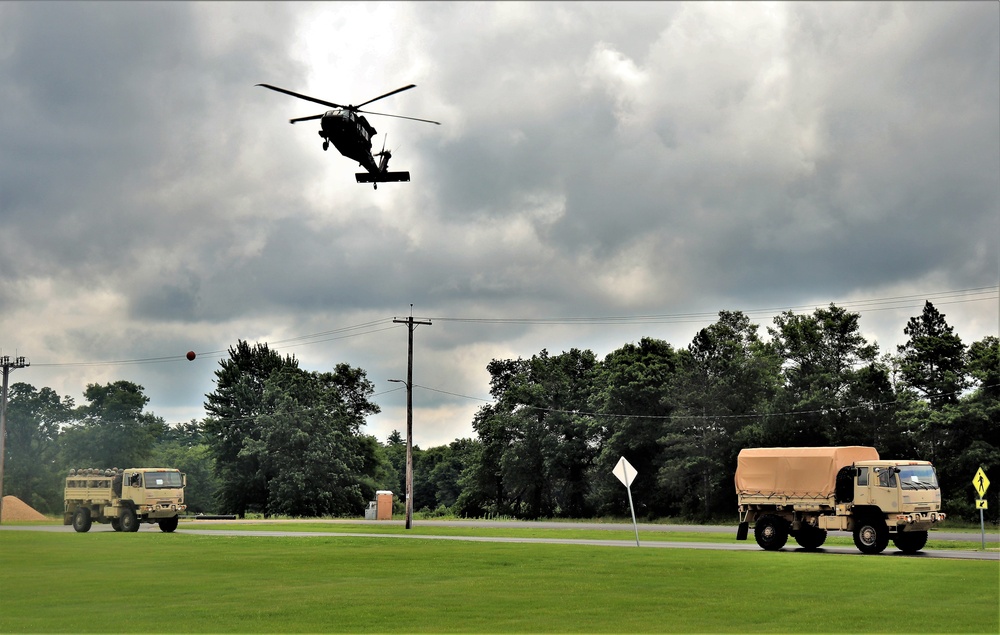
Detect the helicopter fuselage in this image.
<box><xmin>320</xmin><ymin>109</ymin><xmax>380</xmax><ymax>174</ymax></box>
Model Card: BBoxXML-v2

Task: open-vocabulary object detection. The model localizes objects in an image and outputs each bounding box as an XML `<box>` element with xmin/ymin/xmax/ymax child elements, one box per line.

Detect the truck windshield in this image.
<box><xmin>898</xmin><ymin>466</ymin><xmax>939</xmax><ymax>490</ymax></box>
<box><xmin>143</xmin><ymin>471</ymin><xmax>183</xmax><ymax>489</ymax></box>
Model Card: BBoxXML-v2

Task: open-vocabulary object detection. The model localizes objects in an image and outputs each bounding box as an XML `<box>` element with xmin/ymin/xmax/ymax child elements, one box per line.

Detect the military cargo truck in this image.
<box><xmin>735</xmin><ymin>447</ymin><xmax>945</xmax><ymax>554</ymax></box>
<box><xmin>64</xmin><ymin>468</ymin><xmax>186</xmax><ymax>533</ymax></box>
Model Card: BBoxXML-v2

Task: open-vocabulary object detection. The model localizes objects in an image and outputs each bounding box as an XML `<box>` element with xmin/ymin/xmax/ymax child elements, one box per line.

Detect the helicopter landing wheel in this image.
<box><xmin>322</xmin><ymin>141</ymin><xmax>329</xmax><ymax>151</ymax></box>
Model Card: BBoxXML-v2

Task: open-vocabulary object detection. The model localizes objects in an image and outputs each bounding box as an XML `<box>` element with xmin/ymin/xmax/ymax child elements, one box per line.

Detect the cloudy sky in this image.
<box><xmin>1</xmin><ymin>1</ymin><xmax>997</xmax><ymax>448</ymax></box>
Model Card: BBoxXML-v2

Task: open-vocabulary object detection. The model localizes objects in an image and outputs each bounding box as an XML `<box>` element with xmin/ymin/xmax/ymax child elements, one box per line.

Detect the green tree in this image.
<box><xmin>936</xmin><ymin>336</ymin><xmax>999</xmax><ymax>521</ymax></box>
<box><xmin>414</xmin><ymin>443</ymin><xmax>466</xmax><ymax>512</ymax></box>
<box><xmin>149</xmin><ymin>419</ymin><xmax>220</xmax><ymax>514</ymax></box>
<box><xmin>894</xmin><ymin>302</ymin><xmax>969</xmax><ymax>465</ymax></box>
<box><xmin>465</xmin><ymin>349</ymin><xmax>599</xmax><ymax>519</ymax></box>
<box><xmin>3</xmin><ymin>383</ymin><xmax>74</xmax><ymax>513</ymax></box>
<box><xmin>60</xmin><ymin>380</ymin><xmax>164</xmax><ymax>469</ymax></box>
<box><xmin>965</xmin><ymin>336</ymin><xmax>998</xmax><ymax>398</ymax></box>
<box><xmin>590</xmin><ymin>337</ymin><xmax>679</xmax><ymax>517</ymax></box>
<box><xmin>241</xmin><ymin>364</ymin><xmax>381</xmax><ymax>517</ymax></box>
<box><xmin>765</xmin><ymin>304</ymin><xmax>881</xmax><ymax>446</ymax></box>
<box><xmin>203</xmin><ymin>340</ymin><xmax>297</xmax><ymax>517</ymax></box>
<box><xmin>897</xmin><ymin>301</ymin><xmax>967</xmax><ymax>405</ymax></box>
<box><xmin>454</xmin><ymin>406</ymin><xmax>512</xmax><ymax>517</ymax></box>
<box><xmin>665</xmin><ymin>312</ymin><xmax>781</xmax><ymax>518</ymax></box>
<box><xmin>380</xmin><ymin>429</ymin><xmax>406</xmax><ymax>498</ymax></box>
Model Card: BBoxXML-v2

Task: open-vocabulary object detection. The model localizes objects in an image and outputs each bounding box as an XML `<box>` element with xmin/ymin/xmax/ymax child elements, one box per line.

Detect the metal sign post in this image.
<box><xmin>972</xmin><ymin>467</ymin><xmax>990</xmax><ymax>551</ymax></box>
<box><xmin>612</xmin><ymin>456</ymin><xmax>640</xmax><ymax>547</ymax></box>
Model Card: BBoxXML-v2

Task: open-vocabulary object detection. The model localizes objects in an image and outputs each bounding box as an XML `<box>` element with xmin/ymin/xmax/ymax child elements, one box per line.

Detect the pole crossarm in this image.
<box><xmin>0</xmin><ymin>355</ymin><xmax>30</xmax><ymax>524</ymax></box>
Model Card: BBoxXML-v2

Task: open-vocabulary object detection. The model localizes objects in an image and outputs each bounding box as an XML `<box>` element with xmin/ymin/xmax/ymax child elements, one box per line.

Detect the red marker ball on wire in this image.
<box><xmin>186</xmin><ymin>351</ymin><xmax>196</xmax><ymax>361</ymax></box>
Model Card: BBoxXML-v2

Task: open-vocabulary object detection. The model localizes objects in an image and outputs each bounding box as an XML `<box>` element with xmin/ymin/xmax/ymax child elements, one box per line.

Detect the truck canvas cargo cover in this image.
<box><xmin>735</xmin><ymin>446</ymin><xmax>880</xmax><ymax>499</ymax></box>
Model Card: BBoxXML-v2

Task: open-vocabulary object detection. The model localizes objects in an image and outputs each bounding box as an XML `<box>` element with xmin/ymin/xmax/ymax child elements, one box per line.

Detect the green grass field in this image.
<box><xmin>1</xmin><ymin>526</ymin><xmax>997</xmax><ymax>633</ymax></box>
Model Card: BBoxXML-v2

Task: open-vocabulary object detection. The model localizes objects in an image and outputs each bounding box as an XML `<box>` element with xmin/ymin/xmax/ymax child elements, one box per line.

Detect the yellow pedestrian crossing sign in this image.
<box><xmin>975</xmin><ymin>499</ymin><xmax>988</xmax><ymax>510</ymax></box>
<box><xmin>972</xmin><ymin>468</ymin><xmax>989</xmax><ymax>498</ymax></box>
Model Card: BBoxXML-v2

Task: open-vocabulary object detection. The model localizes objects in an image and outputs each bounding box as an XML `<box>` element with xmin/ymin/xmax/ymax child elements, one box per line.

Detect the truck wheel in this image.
<box><xmin>72</xmin><ymin>507</ymin><xmax>92</xmax><ymax>533</ymax></box>
<box><xmin>158</xmin><ymin>516</ymin><xmax>179</xmax><ymax>533</ymax></box>
<box><xmin>120</xmin><ymin>505</ymin><xmax>140</xmax><ymax>533</ymax></box>
<box><xmin>794</xmin><ymin>527</ymin><xmax>828</xmax><ymax>550</ymax></box>
<box><xmin>754</xmin><ymin>515</ymin><xmax>788</xmax><ymax>551</ymax></box>
<box><xmin>853</xmin><ymin>517</ymin><xmax>889</xmax><ymax>554</ymax></box>
<box><xmin>111</xmin><ymin>518</ymin><xmax>122</xmax><ymax>532</ymax></box>
<box><xmin>892</xmin><ymin>531</ymin><xmax>928</xmax><ymax>554</ymax></box>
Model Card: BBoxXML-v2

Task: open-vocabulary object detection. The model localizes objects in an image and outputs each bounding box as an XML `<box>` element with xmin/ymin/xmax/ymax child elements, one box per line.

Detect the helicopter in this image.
<box><xmin>256</xmin><ymin>83</ymin><xmax>439</xmax><ymax>188</ymax></box>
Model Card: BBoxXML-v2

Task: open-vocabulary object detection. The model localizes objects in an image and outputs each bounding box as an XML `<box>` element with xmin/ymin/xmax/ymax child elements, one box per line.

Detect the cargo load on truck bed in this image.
<box><xmin>735</xmin><ymin>446</ymin><xmax>879</xmax><ymax>501</ymax></box>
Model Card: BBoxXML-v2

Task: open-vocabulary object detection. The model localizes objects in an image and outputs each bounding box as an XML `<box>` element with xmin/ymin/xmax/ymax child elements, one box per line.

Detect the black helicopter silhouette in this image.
<box><xmin>257</xmin><ymin>83</ymin><xmax>439</xmax><ymax>189</ymax></box>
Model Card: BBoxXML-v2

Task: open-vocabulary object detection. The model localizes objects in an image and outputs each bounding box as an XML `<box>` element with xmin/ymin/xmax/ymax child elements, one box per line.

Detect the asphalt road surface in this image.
<box><xmin>4</xmin><ymin>519</ymin><xmax>997</xmax><ymax>561</ymax></box>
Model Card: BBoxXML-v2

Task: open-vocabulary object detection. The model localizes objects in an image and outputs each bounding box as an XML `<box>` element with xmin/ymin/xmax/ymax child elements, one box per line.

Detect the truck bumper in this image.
<box><xmin>140</xmin><ymin>504</ymin><xmax>187</xmax><ymax>518</ymax></box>
<box><xmin>895</xmin><ymin>511</ymin><xmax>946</xmax><ymax>525</ymax></box>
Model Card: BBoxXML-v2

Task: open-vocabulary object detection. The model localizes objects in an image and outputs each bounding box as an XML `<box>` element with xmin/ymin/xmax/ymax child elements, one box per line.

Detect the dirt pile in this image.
<box><xmin>1</xmin><ymin>495</ymin><xmax>49</xmax><ymax>521</ymax></box>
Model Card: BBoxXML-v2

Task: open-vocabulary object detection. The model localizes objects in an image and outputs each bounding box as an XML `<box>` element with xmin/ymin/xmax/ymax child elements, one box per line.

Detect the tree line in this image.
<box><xmin>2</xmin><ymin>301</ymin><xmax>997</xmax><ymax>523</ymax></box>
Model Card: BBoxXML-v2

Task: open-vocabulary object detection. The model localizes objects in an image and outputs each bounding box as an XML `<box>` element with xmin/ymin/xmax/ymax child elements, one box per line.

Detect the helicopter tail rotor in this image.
<box><xmin>374</xmin><ymin>136</ymin><xmax>392</xmax><ymax>173</ymax></box>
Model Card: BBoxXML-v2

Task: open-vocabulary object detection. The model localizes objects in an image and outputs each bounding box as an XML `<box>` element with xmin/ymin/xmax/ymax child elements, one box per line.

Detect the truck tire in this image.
<box><xmin>754</xmin><ymin>515</ymin><xmax>788</xmax><ymax>551</ymax></box>
<box><xmin>853</xmin><ymin>517</ymin><xmax>889</xmax><ymax>554</ymax></box>
<box><xmin>111</xmin><ymin>518</ymin><xmax>122</xmax><ymax>532</ymax></box>
<box><xmin>120</xmin><ymin>504</ymin><xmax>140</xmax><ymax>533</ymax></box>
<box><xmin>72</xmin><ymin>507</ymin><xmax>92</xmax><ymax>533</ymax></box>
<box><xmin>158</xmin><ymin>516</ymin><xmax>179</xmax><ymax>533</ymax></box>
<box><xmin>793</xmin><ymin>527</ymin><xmax>828</xmax><ymax>550</ymax></box>
<box><xmin>892</xmin><ymin>530</ymin><xmax>928</xmax><ymax>554</ymax></box>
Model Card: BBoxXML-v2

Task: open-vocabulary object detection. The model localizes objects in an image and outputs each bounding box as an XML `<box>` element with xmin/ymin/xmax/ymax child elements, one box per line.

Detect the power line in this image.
<box><xmin>431</xmin><ymin>286</ymin><xmax>997</xmax><ymax>326</ymax></box>
<box><xmin>20</xmin><ymin>285</ymin><xmax>998</xmax><ymax>369</ymax></box>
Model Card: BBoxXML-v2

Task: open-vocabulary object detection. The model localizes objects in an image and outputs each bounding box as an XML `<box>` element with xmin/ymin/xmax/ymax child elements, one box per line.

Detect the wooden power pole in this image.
<box><xmin>0</xmin><ymin>355</ymin><xmax>29</xmax><ymax>524</ymax></box>
<box><xmin>392</xmin><ymin>312</ymin><xmax>431</xmax><ymax>530</ymax></box>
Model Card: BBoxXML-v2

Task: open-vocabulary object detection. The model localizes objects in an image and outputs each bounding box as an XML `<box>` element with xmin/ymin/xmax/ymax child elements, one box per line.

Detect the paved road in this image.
<box><xmin>4</xmin><ymin>519</ymin><xmax>996</xmax><ymax>561</ymax></box>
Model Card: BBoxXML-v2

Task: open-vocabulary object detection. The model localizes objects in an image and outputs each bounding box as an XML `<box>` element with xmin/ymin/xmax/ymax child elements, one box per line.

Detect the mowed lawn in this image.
<box><xmin>0</xmin><ymin>530</ymin><xmax>996</xmax><ymax>633</ymax></box>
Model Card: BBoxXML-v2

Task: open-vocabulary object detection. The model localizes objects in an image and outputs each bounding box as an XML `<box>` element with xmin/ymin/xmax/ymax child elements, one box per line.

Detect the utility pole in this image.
<box><xmin>392</xmin><ymin>309</ymin><xmax>431</xmax><ymax>530</ymax></box>
<box><xmin>0</xmin><ymin>355</ymin><xmax>29</xmax><ymax>525</ymax></box>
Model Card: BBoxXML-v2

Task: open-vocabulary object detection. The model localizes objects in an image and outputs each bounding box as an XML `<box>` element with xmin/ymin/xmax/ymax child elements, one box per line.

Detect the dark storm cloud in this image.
<box><xmin>410</xmin><ymin>2</ymin><xmax>999</xmax><ymax>316</ymax></box>
<box><xmin>0</xmin><ymin>2</ymin><xmax>306</xmax><ymax>280</ymax></box>
<box><xmin>1</xmin><ymin>2</ymin><xmax>996</xmax><ymax>447</ymax></box>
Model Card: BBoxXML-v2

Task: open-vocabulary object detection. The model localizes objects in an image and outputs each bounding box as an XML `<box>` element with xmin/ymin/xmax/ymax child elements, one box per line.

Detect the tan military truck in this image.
<box><xmin>64</xmin><ymin>467</ymin><xmax>187</xmax><ymax>533</ymax></box>
<box><xmin>735</xmin><ymin>446</ymin><xmax>946</xmax><ymax>554</ymax></box>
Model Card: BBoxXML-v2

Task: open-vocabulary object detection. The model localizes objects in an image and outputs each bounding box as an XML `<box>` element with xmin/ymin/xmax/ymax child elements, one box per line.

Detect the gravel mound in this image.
<box><xmin>1</xmin><ymin>495</ymin><xmax>49</xmax><ymax>521</ymax></box>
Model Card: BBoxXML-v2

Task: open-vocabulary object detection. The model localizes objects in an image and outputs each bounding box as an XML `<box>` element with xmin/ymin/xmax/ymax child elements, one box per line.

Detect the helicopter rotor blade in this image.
<box><xmin>289</xmin><ymin>114</ymin><xmax>325</xmax><ymax>124</ymax></box>
<box><xmin>356</xmin><ymin>109</ymin><xmax>441</xmax><ymax>125</ymax></box>
<box><xmin>256</xmin><ymin>84</ymin><xmax>344</xmax><ymax>110</ymax></box>
<box><xmin>355</xmin><ymin>84</ymin><xmax>417</xmax><ymax>109</ymax></box>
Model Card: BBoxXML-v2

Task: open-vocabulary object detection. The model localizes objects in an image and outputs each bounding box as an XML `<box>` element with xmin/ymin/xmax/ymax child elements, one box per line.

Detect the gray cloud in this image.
<box><xmin>1</xmin><ymin>2</ymin><xmax>996</xmax><ymax>447</ymax></box>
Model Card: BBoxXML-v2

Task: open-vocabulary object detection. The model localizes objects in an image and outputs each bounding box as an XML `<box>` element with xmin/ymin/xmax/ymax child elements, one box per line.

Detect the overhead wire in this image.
<box><xmin>23</xmin><ymin>285</ymin><xmax>997</xmax><ymax>368</ymax></box>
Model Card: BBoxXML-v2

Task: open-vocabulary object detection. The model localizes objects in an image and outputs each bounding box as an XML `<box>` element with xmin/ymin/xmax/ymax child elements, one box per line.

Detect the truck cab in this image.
<box><xmin>852</xmin><ymin>461</ymin><xmax>944</xmax><ymax>526</ymax></box>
